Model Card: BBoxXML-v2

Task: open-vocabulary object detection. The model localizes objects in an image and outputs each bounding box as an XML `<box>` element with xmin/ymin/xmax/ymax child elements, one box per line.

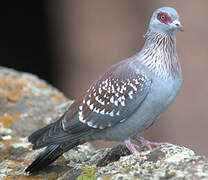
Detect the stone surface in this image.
<box><xmin>0</xmin><ymin>67</ymin><xmax>208</xmax><ymax>180</ymax></box>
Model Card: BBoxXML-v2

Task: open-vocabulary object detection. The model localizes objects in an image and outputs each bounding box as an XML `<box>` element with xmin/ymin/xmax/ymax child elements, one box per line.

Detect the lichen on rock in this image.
<box><xmin>1</xmin><ymin>67</ymin><xmax>208</xmax><ymax>180</ymax></box>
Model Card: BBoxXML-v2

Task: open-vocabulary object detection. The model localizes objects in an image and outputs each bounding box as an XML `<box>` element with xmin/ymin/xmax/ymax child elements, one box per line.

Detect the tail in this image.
<box><xmin>25</xmin><ymin>142</ymin><xmax>80</xmax><ymax>174</ymax></box>
<box><xmin>25</xmin><ymin>99</ymin><xmax>92</xmax><ymax>173</ymax></box>
<box><xmin>25</xmin><ymin>117</ymin><xmax>87</xmax><ymax>173</ymax></box>
<box><xmin>28</xmin><ymin>114</ymin><xmax>91</xmax><ymax>150</ymax></box>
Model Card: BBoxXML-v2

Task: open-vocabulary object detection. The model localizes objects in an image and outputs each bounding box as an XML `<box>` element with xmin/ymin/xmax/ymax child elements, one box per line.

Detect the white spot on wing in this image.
<box><xmin>121</xmin><ymin>96</ymin><xmax>125</xmax><ymax>100</ymax></box>
<box><xmin>89</xmin><ymin>103</ymin><xmax>94</xmax><ymax>110</ymax></box>
<box><xmin>109</xmin><ymin>110</ymin><xmax>114</xmax><ymax>117</ymax></box>
<box><xmin>128</xmin><ymin>90</ymin><xmax>134</xmax><ymax>99</ymax></box>
<box><xmin>110</xmin><ymin>96</ymin><xmax>114</xmax><ymax>103</ymax></box>
<box><xmin>79</xmin><ymin>111</ymin><xmax>85</xmax><ymax>122</ymax></box>
<box><xmin>87</xmin><ymin>99</ymin><xmax>91</xmax><ymax>106</ymax></box>
<box><xmin>79</xmin><ymin>115</ymin><xmax>84</xmax><ymax>121</ymax></box>
<box><xmin>100</xmin><ymin>109</ymin><xmax>105</xmax><ymax>115</ymax></box>
<box><xmin>121</xmin><ymin>101</ymin><xmax>125</xmax><ymax>106</ymax></box>
<box><xmin>79</xmin><ymin>111</ymin><xmax>82</xmax><ymax>116</ymax></box>
<box><xmin>132</xmin><ymin>85</ymin><xmax>137</xmax><ymax>91</ymax></box>
<box><xmin>94</xmin><ymin>108</ymin><xmax>100</xmax><ymax>113</ymax></box>
<box><xmin>129</xmin><ymin>94</ymin><xmax>133</xmax><ymax>99</ymax></box>
<box><xmin>92</xmin><ymin>124</ymin><xmax>98</xmax><ymax>128</ymax></box>
<box><xmin>98</xmin><ymin>88</ymin><xmax>102</xmax><ymax>94</ymax></box>
<box><xmin>118</xmin><ymin>97</ymin><xmax>122</xmax><ymax>102</ymax></box>
<box><xmin>97</xmin><ymin>98</ymin><xmax>105</xmax><ymax>105</ymax></box>
<box><xmin>87</xmin><ymin>121</ymin><xmax>93</xmax><ymax>127</ymax></box>
<box><xmin>135</xmin><ymin>79</ymin><xmax>139</xmax><ymax>85</ymax></box>
<box><xmin>95</xmin><ymin>96</ymin><xmax>99</xmax><ymax>101</ymax></box>
<box><xmin>116</xmin><ymin>111</ymin><xmax>120</xmax><ymax>116</ymax></box>
<box><xmin>114</xmin><ymin>100</ymin><xmax>118</xmax><ymax>106</ymax></box>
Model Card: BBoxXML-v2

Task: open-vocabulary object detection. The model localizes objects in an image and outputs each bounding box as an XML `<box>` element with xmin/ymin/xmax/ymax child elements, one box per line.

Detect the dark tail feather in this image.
<box><xmin>28</xmin><ymin>117</ymin><xmax>72</xmax><ymax>150</ymax></box>
<box><xmin>28</xmin><ymin>122</ymin><xmax>55</xmax><ymax>144</ymax></box>
<box><xmin>25</xmin><ymin>141</ymin><xmax>80</xmax><ymax>174</ymax></box>
<box><xmin>28</xmin><ymin>116</ymin><xmax>63</xmax><ymax>146</ymax></box>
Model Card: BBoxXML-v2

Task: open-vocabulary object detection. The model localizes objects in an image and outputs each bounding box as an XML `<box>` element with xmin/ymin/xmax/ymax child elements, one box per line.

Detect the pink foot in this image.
<box><xmin>132</xmin><ymin>136</ymin><xmax>169</xmax><ymax>151</ymax></box>
<box><xmin>124</xmin><ymin>139</ymin><xmax>140</xmax><ymax>155</ymax></box>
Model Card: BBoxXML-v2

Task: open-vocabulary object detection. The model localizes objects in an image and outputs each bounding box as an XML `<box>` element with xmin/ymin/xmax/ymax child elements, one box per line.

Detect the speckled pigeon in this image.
<box><xmin>25</xmin><ymin>7</ymin><xmax>184</xmax><ymax>174</ymax></box>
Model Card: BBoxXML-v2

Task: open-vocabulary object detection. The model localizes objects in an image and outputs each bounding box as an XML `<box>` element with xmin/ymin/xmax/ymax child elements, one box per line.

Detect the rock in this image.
<box><xmin>0</xmin><ymin>66</ymin><xmax>208</xmax><ymax>179</ymax></box>
<box><xmin>97</xmin><ymin>144</ymin><xmax>131</xmax><ymax>167</ymax></box>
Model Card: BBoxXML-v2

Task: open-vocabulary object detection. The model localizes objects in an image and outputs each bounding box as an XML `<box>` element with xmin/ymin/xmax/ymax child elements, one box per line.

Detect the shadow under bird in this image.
<box><xmin>25</xmin><ymin>7</ymin><xmax>184</xmax><ymax>174</ymax></box>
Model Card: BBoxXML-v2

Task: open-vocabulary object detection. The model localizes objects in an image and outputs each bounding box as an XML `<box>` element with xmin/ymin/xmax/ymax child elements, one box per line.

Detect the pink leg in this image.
<box><xmin>132</xmin><ymin>136</ymin><xmax>169</xmax><ymax>151</ymax></box>
<box><xmin>124</xmin><ymin>139</ymin><xmax>140</xmax><ymax>155</ymax></box>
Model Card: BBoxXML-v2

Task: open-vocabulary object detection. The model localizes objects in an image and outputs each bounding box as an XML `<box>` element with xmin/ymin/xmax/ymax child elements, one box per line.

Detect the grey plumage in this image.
<box><xmin>25</xmin><ymin>7</ymin><xmax>183</xmax><ymax>174</ymax></box>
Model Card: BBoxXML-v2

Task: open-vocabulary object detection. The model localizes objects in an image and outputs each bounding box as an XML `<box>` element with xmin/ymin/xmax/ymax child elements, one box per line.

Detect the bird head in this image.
<box><xmin>149</xmin><ymin>7</ymin><xmax>184</xmax><ymax>35</ymax></box>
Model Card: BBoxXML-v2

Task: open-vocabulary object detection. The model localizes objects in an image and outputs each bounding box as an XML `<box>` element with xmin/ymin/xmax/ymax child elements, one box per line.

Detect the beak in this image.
<box><xmin>172</xmin><ymin>20</ymin><xmax>184</xmax><ymax>31</ymax></box>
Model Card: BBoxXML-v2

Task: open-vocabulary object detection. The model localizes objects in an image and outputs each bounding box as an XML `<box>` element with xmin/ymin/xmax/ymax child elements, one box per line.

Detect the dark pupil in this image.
<box><xmin>161</xmin><ymin>15</ymin><xmax>165</xmax><ymax>20</ymax></box>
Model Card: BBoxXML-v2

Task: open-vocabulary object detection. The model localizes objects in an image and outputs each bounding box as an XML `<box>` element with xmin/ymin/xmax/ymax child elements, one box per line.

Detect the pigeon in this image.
<box><xmin>25</xmin><ymin>7</ymin><xmax>183</xmax><ymax>173</ymax></box>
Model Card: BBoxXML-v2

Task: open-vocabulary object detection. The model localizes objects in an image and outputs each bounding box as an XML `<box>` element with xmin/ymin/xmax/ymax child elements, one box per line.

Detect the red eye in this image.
<box><xmin>157</xmin><ymin>12</ymin><xmax>172</xmax><ymax>24</ymax></box>
<box><xmin>160</xmin><ymin>15</ymin><xmax>166</xmax><ymax>20</ymax></box>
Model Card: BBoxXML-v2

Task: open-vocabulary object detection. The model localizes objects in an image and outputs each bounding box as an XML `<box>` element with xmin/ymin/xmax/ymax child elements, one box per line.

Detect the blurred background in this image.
<box><xmin>1</xmin><ymin>1</ymin><xmax>208</xmax><ymax>155</ymax></box>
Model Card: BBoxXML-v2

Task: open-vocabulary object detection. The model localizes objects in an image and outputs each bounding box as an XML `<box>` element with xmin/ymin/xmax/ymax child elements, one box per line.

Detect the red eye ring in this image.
<box><xmin>157</xmin><ymin>12</ymin><xmax>172</xmax><ymax>24</ymax></box>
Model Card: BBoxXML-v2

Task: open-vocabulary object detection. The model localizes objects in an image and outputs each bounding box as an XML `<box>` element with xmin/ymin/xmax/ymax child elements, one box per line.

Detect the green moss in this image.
<box><xmin>78</xmin><ymin>166</ymin><xmax>96</xmax><ymax>180</ymax></box>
